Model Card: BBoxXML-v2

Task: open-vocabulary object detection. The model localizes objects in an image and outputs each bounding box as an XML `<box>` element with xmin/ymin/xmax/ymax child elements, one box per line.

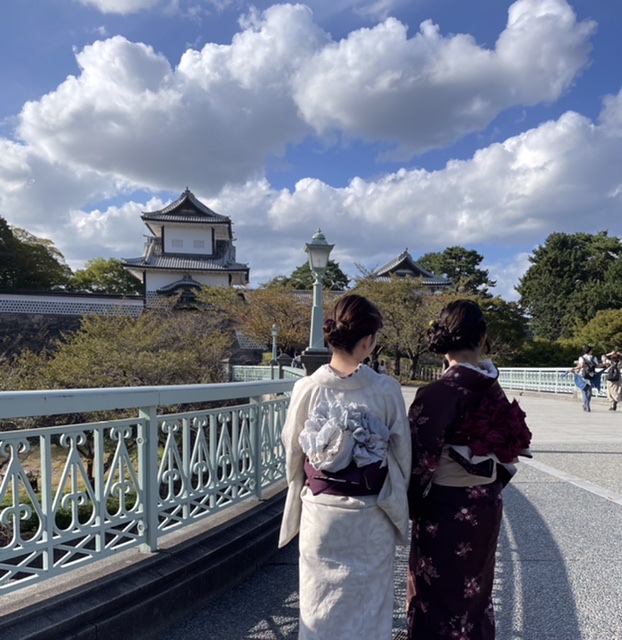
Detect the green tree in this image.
<box><xmin>517</xmin><ymin>231</ymin><xmax>622</xmax><ymax>340</ymax></box>
<box><xmin>69</xmin><ymin>258</ymin><xmax>142</xmax><ymax>295</ymax></box>
<box><xmin>0</xmin><ymin>219</ymin><xmax>72</xmax><ymax>290</ymax></box>
<box><xmin>353</xmin><ymin>275</ymin><xmax>450</xmax><ymax>379</ymax></box>
<box><xmin>198</xmin><ymin>284</ymin><xmax>318</xmax><ymax>355</ymax></box>
<box><xmin>4</xmin><ymin>307</ymin><xmax>232</xmax><ymax>392</ymax></box>
<box><xmin>265</xmin><ymin>259</ymin><xmax>350</xmax><ymax>291</ymax></box>
<box><xmin>478</xmin><ymin>296</ymin><xmax>529</xmax><ymax>365</ymax></box>
<box><xmin>418</xmin><ymin>246</ymin><xmax>496</xmax><ymax>295</ymax></box>
<box><xmin>572</xmin><ymin>309</ymin><xmax>622</xmax><ymax>356</ymax></box>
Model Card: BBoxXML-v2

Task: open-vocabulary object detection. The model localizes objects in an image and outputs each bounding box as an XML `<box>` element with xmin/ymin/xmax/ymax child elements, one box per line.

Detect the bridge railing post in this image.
<box><xmin>139</xmin><ymin>405</ymin><xmax>159</xmax><ymax>553</ymax></box>
<box><xmin>250</xmin><ymin>396</ymin><xmax>263</xmax><ymax>501</ymax></box>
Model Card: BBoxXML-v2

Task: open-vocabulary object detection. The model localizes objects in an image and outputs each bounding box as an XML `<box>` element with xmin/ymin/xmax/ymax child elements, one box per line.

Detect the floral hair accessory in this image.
<box><xmin>299</xmin><ymin>400</ymin><xmax>390</xmax><ymax>472</ymax></box>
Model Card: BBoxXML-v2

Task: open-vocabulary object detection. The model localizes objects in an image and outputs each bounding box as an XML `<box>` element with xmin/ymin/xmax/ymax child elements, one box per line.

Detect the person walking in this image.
<box><xmin>406</xmin><ymin>299</ymin><xmax>532</xmax><ymax>640</ymax></box>
<box><xmin>279</xmin><ymin>294</ymin><xmax>410</xmax><ymax>640</ymax></box>
<box><xmin>603</xmin><ymin>350</ymin><xmax>622</xmax><ymax>411</ymax></box>
<box><xmin>572</xmin><ymin>346</ymin><xmax>603</xmax><ymax>412</ymax></box>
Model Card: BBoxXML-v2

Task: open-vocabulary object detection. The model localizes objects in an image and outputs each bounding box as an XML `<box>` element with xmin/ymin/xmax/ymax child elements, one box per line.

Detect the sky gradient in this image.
<box><xmin>1</xmin><ymin>0</ymin><xmax>620</xmax><ymax>299</ymax></box>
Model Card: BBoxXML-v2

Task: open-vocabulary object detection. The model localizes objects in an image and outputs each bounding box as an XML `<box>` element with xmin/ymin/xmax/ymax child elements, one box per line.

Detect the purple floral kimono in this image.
<box><xmin>406</xmin><ymin>363</ymin><xmax>531</xmax><ymax>640</ymax></box>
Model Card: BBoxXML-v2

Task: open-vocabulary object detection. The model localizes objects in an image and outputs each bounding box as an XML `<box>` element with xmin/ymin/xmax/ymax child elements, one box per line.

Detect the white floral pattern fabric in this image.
<box><xmin>299</xmin><ymin>400</ymin><xmax>390</xmax><ymax>472</ymax></box>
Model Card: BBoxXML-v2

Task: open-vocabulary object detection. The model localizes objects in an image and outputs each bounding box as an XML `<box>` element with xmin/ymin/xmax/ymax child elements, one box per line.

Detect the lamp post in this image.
<box><xmin>301</xmin><ymin>229</ymin><xmax>334</xmax><ymax>375</ymax></box>
<box><xmin>271</xmin><ymin>323</ymin><xmax>278</xmax><ymax>378</ymax></box>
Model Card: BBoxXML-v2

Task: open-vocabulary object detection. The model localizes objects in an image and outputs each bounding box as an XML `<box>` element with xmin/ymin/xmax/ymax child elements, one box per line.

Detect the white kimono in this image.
<box><xmin>279</xmin><ymin>364</ymin><xmax>410</xmax><ymax>640</ymax></box>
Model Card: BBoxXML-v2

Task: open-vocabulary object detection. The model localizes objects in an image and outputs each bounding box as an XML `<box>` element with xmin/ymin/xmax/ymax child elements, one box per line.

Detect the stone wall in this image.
<box><xmin>0</xmin><ymin>314</ymin><xmax>83</xmax><ymax>359</ymax></box>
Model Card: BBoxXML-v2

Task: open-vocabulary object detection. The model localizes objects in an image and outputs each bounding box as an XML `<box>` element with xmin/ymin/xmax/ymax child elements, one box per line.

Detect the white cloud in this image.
<box><xmin>293</xmin><ymin>0</ymin><xmax>595</xmax><ymax>156</ymax></box>
<box><xmin>76</xmin><ymin>0</ymin><xmax>162</xmax><ymax>15</ymax></box>
<box><xmin>266</xmin><ymin>88</ymin><xmax>622</xmax><ymax>275</ymax></box>
<box><xmin>18</xmin><ymin>5</ymin><xmax>327</xmax><ymax>193</ymax></box>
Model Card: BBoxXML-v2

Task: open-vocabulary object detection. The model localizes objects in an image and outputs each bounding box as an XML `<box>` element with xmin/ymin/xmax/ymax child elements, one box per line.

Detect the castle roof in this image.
<box><xmin>373</xmin><ymin>250</ymin><xmax>451</xmax><ymax>287</ymax></box>
<box><xmin>141</xmin><ymin>188</ymin><xmax>230</xmax><ymax>225</ymax></box>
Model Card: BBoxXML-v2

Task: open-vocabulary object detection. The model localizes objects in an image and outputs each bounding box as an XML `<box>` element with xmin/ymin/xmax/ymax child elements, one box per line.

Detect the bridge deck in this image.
<box><xmin>153</xmin><ymin>390</ymin><xmax>622</xmax><ymax>640</ymax></box>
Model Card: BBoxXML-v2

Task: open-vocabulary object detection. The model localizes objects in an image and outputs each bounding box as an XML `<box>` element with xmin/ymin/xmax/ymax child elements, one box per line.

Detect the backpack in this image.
<box><xmin>582</xmin><ymin>357</ymin><xmax>596</xmax><ymax>379</ymax></box>
<box><xmin>607</xmin><ymin>363</ymin><xmax>620</xmax><ymax>382</ymax></box>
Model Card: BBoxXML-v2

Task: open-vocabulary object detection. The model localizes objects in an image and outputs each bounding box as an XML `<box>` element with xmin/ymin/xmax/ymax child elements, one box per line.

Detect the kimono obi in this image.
<box><xmin>432</xmin><ymin>445</ymin><xmax>497</xmax><ymax>488</ymax></box>
<box><xmin>304</xmin><ymin>458</ymin><xmax>388</xmax><ymax>496</ymax></box>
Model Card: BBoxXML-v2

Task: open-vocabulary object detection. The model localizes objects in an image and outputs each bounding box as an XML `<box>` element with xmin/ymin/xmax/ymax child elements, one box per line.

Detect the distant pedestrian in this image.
<box><xmin>603</xmin><ymin>351</ymin><xmax>622</xmax><ymax>411</ymax></box>
<box><xmin>571</xmin><ymin>346</ymin><xmax>604</xmax><ymax>412</ymax></box>
<box><xmin>378</xmin><ymin>359</ymin><xmax>388</xmax><ymax>374</ymax></box>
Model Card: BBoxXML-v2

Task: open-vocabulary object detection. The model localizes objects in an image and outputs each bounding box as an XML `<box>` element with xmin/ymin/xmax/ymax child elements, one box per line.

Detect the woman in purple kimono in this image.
<box><xmin>407</xmin><ymin>300</ymin><xmax>532</xmax><ymax>640</ymax></box>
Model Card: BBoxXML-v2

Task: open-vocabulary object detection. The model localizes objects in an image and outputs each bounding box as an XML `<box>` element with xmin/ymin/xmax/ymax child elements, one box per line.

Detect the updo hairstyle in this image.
<box><xmin>323</xmin><ymin>294</ymin><xmax>383</xmax><ymax>353</ymax></box>
<box><xmin>427</xmin><ymin>299</ymin><xmax>487</xmax><ymax>355</ymax></box>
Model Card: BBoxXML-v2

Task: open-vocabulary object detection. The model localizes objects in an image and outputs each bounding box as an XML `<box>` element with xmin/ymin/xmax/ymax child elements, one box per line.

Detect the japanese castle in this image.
<box><xmin>122</xmin><ymin>188</ymin><xmax>249</xmax><ymax>306</ymax></box>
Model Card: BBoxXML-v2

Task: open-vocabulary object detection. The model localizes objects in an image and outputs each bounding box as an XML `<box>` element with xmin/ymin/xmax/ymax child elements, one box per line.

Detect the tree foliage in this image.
<box><xmin>3</xmin><ymin>307</ymin><xmax>232</xmax><ymax>393</ymax></box>
<box><xmin>418</xmin><ymin>246</ymin><xmax>496</xmax><ymax>296</ymax></box>
<box><xmin>353</xmin><ymin>276</ymin><xmax>450</xmax><ymax>378</ymax></box>
<box><xmin>572</xmin><ymin>309</ymin><xmax>622</xmax><ymax>357</ymax></box>
<box><xmin>517</xmin><ymin>231</ymin><xmax>622</xmax><ymax>340</ymax></box>
<box><xmin>0</xmin><ymin>218</ymin><xmax>71</xmax><ymax>290</ymax></box>
<box><xmin>69</xmin><ymin>258</ymin><xmax>142</xmax><ymax>295</ymax></box>
<box><xmin>478</xmin><ymin>297</ymin><xmax>529</xmax><ymax>365</ymax></box>
<box><xmin>264</xmin><ymin>259</ymin><xmax>349</xmax><ymax>291</ymax></box>
<box><xmin>198</xmin><ymin>285</ymin><xmax>319</xmax><ymax>355</ymax></box>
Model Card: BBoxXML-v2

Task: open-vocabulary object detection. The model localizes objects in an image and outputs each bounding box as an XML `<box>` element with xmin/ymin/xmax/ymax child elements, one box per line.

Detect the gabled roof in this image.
<box><xmin>141</xmin><ymin>188</ymin><xmax>230</xmax><ymax>224</ymax></box>
<box><xmin>156</xmin><ymin>274</ymin><xmax>203</xmax><ymax>294</ymax></box>
<box><xmin>122</xmin><ymin>254</ymin><xmax>249</xmax><ymax>273</ymax></box>
<box><xmin>373</xmin><ymin>249</ymin><xmax>452</xmax><ymax>287</ymax></box>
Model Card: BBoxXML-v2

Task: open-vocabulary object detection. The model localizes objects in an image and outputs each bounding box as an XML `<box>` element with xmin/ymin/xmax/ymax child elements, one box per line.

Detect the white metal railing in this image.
<box><xmin>231</xmin><ymin>365</ymin><xmax>305</xmax><ymax>382</ymax></box>
<box><xmin>419</xmin><ymin>366</ymin><xmax>608</xmax><ymax>397</ymax></box>
<box><xmin>498</xmin><ymin>367</ymin><xmax>607</xmax><ymax>397</ymax></box>
<box><xmin>0</xmin><ymin>379</ymin><xmax>295</xmax><ymax>594</ymax></box>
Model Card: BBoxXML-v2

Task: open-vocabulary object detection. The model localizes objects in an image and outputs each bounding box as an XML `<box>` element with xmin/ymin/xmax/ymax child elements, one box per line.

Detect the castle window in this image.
<box><xmin>193</xmin><ymin>240</ymin><xmax>205</xmax><ymax>249</ymax></box>
<box><xmin>172</xmin><ymin>239</ymin><xmax>183</xmax><ymax>248</ymax></box>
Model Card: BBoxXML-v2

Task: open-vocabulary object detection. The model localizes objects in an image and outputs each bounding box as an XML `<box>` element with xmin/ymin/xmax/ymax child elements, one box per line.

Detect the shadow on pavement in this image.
<box><xmin>496</xmin><ymin>484</ymin><xmax>582</xmax><ymax>640</ymax></box>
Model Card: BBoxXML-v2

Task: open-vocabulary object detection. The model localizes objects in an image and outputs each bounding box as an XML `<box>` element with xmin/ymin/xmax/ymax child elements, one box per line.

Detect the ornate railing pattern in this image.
<box><xmin>0</xmin><ymin>379</ymin><xmax>294</xmax><ymax>594</ymax></box>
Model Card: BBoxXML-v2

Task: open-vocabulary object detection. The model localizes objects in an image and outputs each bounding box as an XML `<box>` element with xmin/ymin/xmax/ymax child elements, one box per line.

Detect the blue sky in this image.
<box><xmin>1</xmin><ymin>0</ymin><xmax>621</xmax><ymax>299</ymax></box>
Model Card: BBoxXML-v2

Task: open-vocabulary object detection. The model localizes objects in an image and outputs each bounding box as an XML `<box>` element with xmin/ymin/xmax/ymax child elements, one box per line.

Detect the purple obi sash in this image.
<box><xmin>304</xmin><ymin>459</ymin><xmax>388</xmax><ymax>496</ymax></box>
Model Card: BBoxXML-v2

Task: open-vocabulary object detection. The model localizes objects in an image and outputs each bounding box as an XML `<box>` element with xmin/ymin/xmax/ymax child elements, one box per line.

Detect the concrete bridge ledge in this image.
<box><xmin>0</xmin><ymin>483</ymin><xmax>287</xmax><ymax>640</ymax></box>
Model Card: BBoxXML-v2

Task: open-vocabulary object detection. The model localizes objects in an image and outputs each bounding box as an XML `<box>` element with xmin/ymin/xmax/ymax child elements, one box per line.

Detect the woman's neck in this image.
<box><xmin>329</xmin><ymin>350</ymin><xmax>363</xmax><ymax>377</ymax></box>
<box><xmin>446</xmin><ymin>349</ymin><xmax>482</xmax><ymax>368</ymax></box>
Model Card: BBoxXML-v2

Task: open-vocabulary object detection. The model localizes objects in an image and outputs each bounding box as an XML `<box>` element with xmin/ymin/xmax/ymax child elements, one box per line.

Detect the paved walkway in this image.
<box><xmin>153</xmin><ymin>390</ymin><xmax>622</xmax><ymax>640</ymax></box>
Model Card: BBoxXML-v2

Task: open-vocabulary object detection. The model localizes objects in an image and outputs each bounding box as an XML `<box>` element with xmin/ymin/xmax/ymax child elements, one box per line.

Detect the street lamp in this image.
<box><xmin>270</xmin><ymin>323</ymin><xmax>278</xmax><ymax>380</ymax></box>
<box><xmin>301</xmin><ymin>229</ymin><xmax>334</xmax><ymax>375</ymax></box>
<box><xmin>271</xmin><ymin>323</ymin><xmax>278</xmax><ymax>363</ymax></box>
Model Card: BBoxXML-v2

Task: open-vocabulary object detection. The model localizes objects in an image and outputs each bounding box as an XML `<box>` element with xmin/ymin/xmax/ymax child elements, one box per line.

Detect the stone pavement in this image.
<box><xmin>153</xmin><ymin>389</ymin><xmax>622</xmax><ymax>640</ymax></box>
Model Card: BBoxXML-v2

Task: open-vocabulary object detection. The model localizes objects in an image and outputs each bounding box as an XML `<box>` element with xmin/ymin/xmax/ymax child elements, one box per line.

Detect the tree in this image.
<box><xmin>198</xmin><ymin>284</ymin><xmax>319</xmax><ymax>355</ymax></box>
<box><xmin>353</xmin><ymin>275</ymin><xmax>450</xmax><ymax>379</ymax></box>
<box><xmin>517</xmin><ymin>231</ymin><xmax>622</xmax><ymax>340</ymax></box>
<box><xmin>478</xmin><ymin>296</ymin><xmax>529</xmax><ymax>365</ymax></box>
<box><xmin>572</xmin><ymin>309</ymin><xmax>622</xmax><ymax>357</ymax></box>
<box><xmin>265</xmin><ymin>259</ymin><xmax>350</xmax><ymax>291</ymax></box>
<box><xmin>69</xmin><ymin>258</ymin><xmax>143</xmax><ymax>295</ymax></box>
<box><xmin>4</xmin><ymin>307</ymin><xmax>233</xmax><ymax>392</ymax></box>
<box><xmin>0</xmin><ymin>219</ymin><xmax>72</xmax><ymax>290</ymax></box>
<box><xmin>418</xmin><ymin>246</ymin><xmax>496</xmax><ymax>295</ymax></box>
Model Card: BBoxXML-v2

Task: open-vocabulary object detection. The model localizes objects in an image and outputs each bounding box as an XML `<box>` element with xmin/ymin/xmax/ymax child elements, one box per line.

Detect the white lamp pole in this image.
<box><xmin>304</xmin><ymin>229</ymin><xmax>334</xmax><ymax>351</ymax></box>
<box><xmin>271</xmin><ymin>323</ymin><xmax>278</xmax><ymax>363</ymax></box>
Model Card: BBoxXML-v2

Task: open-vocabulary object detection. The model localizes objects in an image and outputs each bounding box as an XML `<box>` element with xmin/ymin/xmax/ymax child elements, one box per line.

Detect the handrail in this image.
<box><xmin>0</xmin><ymin>377</ymin><xmax>295</xmax><ymax>594</ymax></box>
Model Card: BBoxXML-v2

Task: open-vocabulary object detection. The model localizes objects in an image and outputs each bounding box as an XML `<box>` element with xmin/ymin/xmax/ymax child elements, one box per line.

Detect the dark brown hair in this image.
<box><xmin>427</xmin><ymin>299</ymin><xmax>487</xmax><ymax>354</ymax></box>
<box><xmin>323</xmin><ymin>294</ymin><xmax>383</xmax><ymax>353</ymax></box>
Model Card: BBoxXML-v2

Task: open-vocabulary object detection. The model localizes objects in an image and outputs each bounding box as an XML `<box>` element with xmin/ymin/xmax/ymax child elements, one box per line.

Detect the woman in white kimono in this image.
<box><xmin>279</xmin><ymin>294</ymin><xmax>411</xmax><ymax>640</ymax></box>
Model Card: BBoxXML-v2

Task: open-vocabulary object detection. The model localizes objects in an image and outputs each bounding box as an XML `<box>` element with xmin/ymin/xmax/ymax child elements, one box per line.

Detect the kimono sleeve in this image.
<box><xmin>407</xmin><ymin>383</ymin><xmax>458</xmax><ymax>518</ymax></box>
